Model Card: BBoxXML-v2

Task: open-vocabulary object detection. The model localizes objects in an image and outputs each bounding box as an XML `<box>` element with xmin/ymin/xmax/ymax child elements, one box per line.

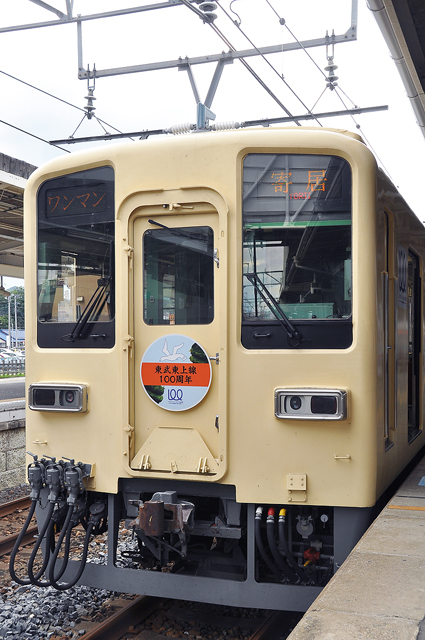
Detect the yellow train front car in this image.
<box><xmin>17</xmin><ymin>127</ymin><xmax>425</xmax><ymax>610</ymax></box>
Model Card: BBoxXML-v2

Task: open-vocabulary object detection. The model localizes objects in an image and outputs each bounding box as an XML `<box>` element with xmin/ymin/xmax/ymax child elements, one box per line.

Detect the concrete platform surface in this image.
<box><xmin>287</xmin><ymin>455</ymin><xmax>425</xmax><ymax>640</ymax></box>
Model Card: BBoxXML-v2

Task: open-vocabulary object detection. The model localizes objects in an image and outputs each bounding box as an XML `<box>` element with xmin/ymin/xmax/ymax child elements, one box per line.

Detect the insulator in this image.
<box><xmin>84</xmin><ymin>88</ymin><xmax>96</xmax><ymax>119</ymax></box>
<box><xmin>327</xmin><ymin>75</ymin><xmax>339</xmax><ymax>82</ymax></box>
<box><xmin>324</xmin><ymin>64</ymin><xmax>338</xmax><ymax>72</ymax></box>
<box><xmin>199</xmin><ymin>1</ymin><xmax>217</xmax><ymax>10</ymax></box>
<box><xmin>167</xmin><ymin>123</ymin><xmax>192</xmax><ymax>135</ymax></box>
<box><xmin>211</xmin><ymin>121</ymin><xmax>241</xmax><ymax>131</ymax></box>
<box><xmin>199</xmin><ymin>1</ymin><xmax>217</xmax><ymax>22</ymax></box>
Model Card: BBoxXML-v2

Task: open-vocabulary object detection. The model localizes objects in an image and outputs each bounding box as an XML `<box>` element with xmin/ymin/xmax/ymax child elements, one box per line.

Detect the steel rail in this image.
<box><xmin>250</xmin><ymin>611</ymin><xmax>294</xmax><ymax>640</ymax></box>
<box><xmin>0</xmin><ymin>496</ymin><xmax>31</xmax><ymax>518</ymax></box>
<box><xmin>82</xmin><ymin>595</ymin><xmax>164</xmax><ymax>640</ymax></box>
<box><xmin>0</xmin><ymin>525</ymin><xmax>38</xmax><ymax>557</ymax></box>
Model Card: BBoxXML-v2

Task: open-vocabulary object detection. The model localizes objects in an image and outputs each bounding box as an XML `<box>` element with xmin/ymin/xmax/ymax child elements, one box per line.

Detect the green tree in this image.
<box><xmin>0</xmin><ymin>287</ymin><xmax>25</xmax><ymax>330</ymax></box>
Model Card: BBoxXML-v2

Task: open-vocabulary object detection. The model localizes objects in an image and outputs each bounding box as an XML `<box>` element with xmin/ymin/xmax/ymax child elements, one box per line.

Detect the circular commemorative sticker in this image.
<box><xmin>140</xmin><ymin>335</ymin><xmax>212</xmax><ymax>411</ymax></box>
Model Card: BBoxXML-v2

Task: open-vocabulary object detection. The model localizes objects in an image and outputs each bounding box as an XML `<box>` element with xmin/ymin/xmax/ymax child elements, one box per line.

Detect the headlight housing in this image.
<box><xmin>274</xmin><ymin>389</ymin><xmax>347</xmax><ymax>421</ymax></box>
<box><xmin>28</xmin><ymin>383</ymin><xmax>88</xmax><ymax>412</ymax></box>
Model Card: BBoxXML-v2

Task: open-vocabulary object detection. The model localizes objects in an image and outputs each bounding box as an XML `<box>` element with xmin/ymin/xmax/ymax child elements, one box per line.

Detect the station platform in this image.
<box><xmin>287</xmin><ymin>455</ymin><xmax>425</xmax><ymax>640</ymax></box>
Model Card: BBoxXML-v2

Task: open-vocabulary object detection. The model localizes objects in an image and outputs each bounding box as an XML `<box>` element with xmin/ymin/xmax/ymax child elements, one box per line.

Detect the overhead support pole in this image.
<box><xmin>243</xmin><ymin>104</ymin><xmax>388</xmax><ymax>127</ymax></box>
<box><xmin>349</xmin><ymin>0</ymin><xmax>358</xmax><ymax>37</ymax></box>
<box><xmin>78</xmin><ymin>34</ymin><xmax>355</xmax><ymax>80</ymax></box>
<box><xmin>0</xmin><ymin>1</ymin><xmax>201</xmax><ymax>33</ymax></box>
<box><xmin>50</xmin><ymin>104</ymin><xmax>388</xmax><ymax>145</ymax></box>
<box><xmin>77</xmin><ymin>19</ymin><xmax>83</xmax><ymax>76</ymax></box>
<box><xmin>204</xmin><ymin>58</ymin><xmax>233</xmax><ymax>109</ymax></box>
<box><xmin>197</xmin><ymin>103</ymin><xmax>216</xmax><ymax>130</ymax></box>
<box><xmin>65</xmin><ymin>1</ymin><xmax>74</xmax><ymax>20</ymax></box>
<box><xmin>180</xmin><ymin>57</ymin><xmax>233</xmax><ymax>128</ymax></box>
<box><xmin>27</xmin><ymin>0</ymin><xmax>67</xmax><ymax>20</ymax></box>
<box><xmin>179</xmin><ymin>63</ymin><xmax>201</xmax><ymax>104</ymax></box>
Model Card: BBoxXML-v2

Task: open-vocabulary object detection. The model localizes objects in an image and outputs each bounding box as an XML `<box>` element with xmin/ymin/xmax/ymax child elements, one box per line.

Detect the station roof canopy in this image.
<box><xmin>369</xmin><ymin>0</ymin><xmax>425</xmax><ymax>137</ymax></box>
<box><xmin>0</xmin><ymin>153</ymin><xmax>36</xmax><ymax>279</ymax></box>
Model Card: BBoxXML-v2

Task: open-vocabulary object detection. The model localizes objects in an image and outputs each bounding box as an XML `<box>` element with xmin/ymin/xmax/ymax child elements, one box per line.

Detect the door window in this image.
<box><xmin>144</xmin><ymin>226</ymin><xmax>214</xmax><ymax>325</ymax></box>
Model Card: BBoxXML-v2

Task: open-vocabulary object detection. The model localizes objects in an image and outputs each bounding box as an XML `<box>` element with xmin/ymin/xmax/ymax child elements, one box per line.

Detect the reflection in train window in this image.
<box><xmin>144</xmin><ymin>226</ymin><xmax>214</xmax><ymax>325</ymax></box>
<box><xmin>37</xmin><ymin>166</ymin><xmax>115</xmax><ymax>349</ymax></box>
<box><xmin>242</xmin><ymin>154</ymin><xmax>352</xmax><ymax>323</ymax></box>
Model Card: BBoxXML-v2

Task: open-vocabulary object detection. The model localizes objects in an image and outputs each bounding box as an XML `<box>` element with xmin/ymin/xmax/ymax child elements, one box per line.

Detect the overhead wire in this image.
<box><xmin>216</xmin><ymin>0</ymin><xmax>322</xmax><ymax>126</ymax></box>
<box><xmin>179</xmin><ymin>0</ymin><xmax>302</xmax><ymax>125</ymax></box>
<box><xmin>0</xmin><ymin>118</ymin><xmax>71</xmax><ymax>153</ymax></box>
<box><xmin>265</xmin><ymin>0</ymin><xmax>393</xmax><ymax>178</ymax></box>
<box><xmin>0</xmin><ymin>68</ymin><xmax>133</xmax><ymax>143</ymax></box>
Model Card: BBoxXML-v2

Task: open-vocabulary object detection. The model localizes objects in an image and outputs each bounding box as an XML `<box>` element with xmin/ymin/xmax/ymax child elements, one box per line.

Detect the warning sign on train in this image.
<box><xmin>141</xmin><ymin>335</ymin><xmax>212</xmax><ymax>411</ymax></box>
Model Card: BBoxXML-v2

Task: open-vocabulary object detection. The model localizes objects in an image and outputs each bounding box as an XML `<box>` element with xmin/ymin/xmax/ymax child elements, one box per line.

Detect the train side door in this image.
<box><xmin>128</xmin><ymin>191</ymin><xmax>228</xmax><ymax>479</ymax></box>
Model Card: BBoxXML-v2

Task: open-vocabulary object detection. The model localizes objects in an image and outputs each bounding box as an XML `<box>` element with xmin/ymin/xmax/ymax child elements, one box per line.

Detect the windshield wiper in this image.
<box><xmin>244</xmin><ymin>273</ymin><xmax>301</xmax><ymax>341</ymax></box>
<box><xmin>61</xmin><ymin>276</ymin><xmax>111</xmax><ymax>342</ymax></box>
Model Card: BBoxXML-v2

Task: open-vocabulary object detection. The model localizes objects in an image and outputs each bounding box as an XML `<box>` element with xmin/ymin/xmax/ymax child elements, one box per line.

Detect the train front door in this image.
<box><xmin>129</xmin><ymin>190</ymin><xmax>228</xmax><ymax>480</ymax></box>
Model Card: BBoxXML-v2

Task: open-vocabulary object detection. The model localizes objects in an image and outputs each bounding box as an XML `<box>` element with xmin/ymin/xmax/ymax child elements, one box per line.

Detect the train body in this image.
<box><xmin>20</xmin><ymin>127</ymin><xmax>425</xmax><ymax>610</ymax></box>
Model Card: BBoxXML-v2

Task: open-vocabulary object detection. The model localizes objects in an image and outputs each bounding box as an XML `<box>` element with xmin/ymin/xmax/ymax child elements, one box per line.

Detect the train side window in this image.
<box><xmin>36</xmin><ymin>166</ymin><xmax>115</xmax><ymax>349</ymax></box>
<box><xmin>407</xmin><ymin>250</ymin><xmax>421</xmax><ymax>443</ymax></box>
<box><xmin>241</xmin><ymin>154</ymin><xmax>352</xmax><ymax>349</ymax></box>
<box><xmin>143</xmin><ymin>226</ymin><xmax>214</xmax><ymax>325</ymax></box>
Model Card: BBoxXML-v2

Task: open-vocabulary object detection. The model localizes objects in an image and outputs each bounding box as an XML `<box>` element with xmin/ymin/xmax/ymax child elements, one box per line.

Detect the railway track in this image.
<box><xmin>0</xmin><ymin>496</ymin><xmax>37</xmax><ymax>557</ymax></box>
<box><xmin>82</xmin><ymin>595</ymin><xmax>164</xmax><ymax>640</ymax></box>
<box><xmin>80</xmin><ymin>595</ymin><xmax>297</xmax><ymax>640</ymax></box>
<box><xmin>0</xmin><ymin>497</ymin><xmax>301</xmax><ymax>639</ymax></box>
<box><xmin>0</xmin><ymin>495</ymin><xmax>31</xmax><ymax>517</ymax></box>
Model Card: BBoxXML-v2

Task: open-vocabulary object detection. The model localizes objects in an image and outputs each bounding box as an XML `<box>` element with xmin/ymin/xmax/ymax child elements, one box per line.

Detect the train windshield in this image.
<box><xmin>36</xmin><ymin>166</ymin><xmax>115</xmax><ymax>349</ymax></box>
<box><xmin>242</xmin><ymin>154</ymin><xmax>352</xmax><ymax>348</ymax></box>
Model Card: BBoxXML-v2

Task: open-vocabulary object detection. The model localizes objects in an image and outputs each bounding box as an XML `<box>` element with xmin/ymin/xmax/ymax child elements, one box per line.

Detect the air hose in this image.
<box><xmin>254</xmin><ymin>506</ymin><xmax>284</xmax><ymax>581</ymax></box>
<box><xmin>266</xmin><ymin>509</ymin><xmax>299</xmax><ymax>583</ymax></box>
<box><xmin>48</xmin><ymin>503</ymin><xmax>74</xmax><ymax>589</ymax></box>
<box><xmin>9</xmin><ymin>455</ymin><xmax>46</xmax><ymax>585</ymax></box>
<box><xmin>26</xmin><ymin>501</ymin><xmax>55</xmax><ymax>586</ymax></box>
<box><xmin>9</xmin><ymin>499</ymin><xmax>38</xmax><ymax>585</ymax></box>
<box><xmin>49</xmin><ymin>500</ymin><xmax>106</xmax><ymax>591</ymax></box>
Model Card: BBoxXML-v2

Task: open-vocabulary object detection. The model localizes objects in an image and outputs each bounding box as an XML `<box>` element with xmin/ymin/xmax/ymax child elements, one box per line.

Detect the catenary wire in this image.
<box><xmin>179</xmin><ymin>0</ymin><xmax>302</xmax><ymax>125</ymax></box>
<box><xmin>0</xmin><ymin>68</ymin><xmax>132</xmax><ymax>140</ymax></box>
<box><xmin>265</xmin><ymin>0</ymin><xmax>393</xmax><ymax>178</ymax></box>
<box><xmin>216</xmin><ymin>0</ymin><xmax>322</xmax><ymax>125</ymax></box>
<box><xmin>266</xmin><ymin>0</ymin><xmax>329</xmax><ymax>81</ymax></box>
<box><xmin>0</xmin><ymin>119</ymin><xmax>71</xmax><ymax>153</ymax></box>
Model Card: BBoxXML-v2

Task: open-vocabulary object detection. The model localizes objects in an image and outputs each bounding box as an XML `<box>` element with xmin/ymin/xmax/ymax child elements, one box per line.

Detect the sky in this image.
<box><xmin>1</xmin><ymin>0</ymin><xmax>424</xmax><ymax>284</ymax></box>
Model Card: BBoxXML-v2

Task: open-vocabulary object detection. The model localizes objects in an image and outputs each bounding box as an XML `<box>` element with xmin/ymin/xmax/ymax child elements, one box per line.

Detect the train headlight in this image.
<box><xmin>275</xmin><ymin>389</ymin><xmax>347</xmax><ymax>421</ymax></box>
<box><xmin>28</xmin><ymin>384</ymin><xmax>88</xmax><ymax>413</ymax></box>
<box><xmin>289</xmin><ymin>395</ymin><xmax>303</xmax><ymax>411</ymax></box>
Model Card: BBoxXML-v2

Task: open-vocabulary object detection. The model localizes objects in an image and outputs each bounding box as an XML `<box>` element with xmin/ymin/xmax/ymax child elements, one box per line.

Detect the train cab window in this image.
<box><xmin>242</xmin><ymin>154</ymin><xmax>352</xmax><ymax>349</ymax></box>
<box><xmin>36</xmin><ymin>166</ymin><xmax>115</xmax><ymax>349</ymax></box>
<box><xmin>143</xmin><ymin>226</ymin><xmax>214</xmax><ymax>325</ymax></box>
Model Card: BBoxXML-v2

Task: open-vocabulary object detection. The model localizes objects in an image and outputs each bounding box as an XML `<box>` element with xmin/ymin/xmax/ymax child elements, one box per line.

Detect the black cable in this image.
<box><xmin>49</xmin><ymin>519</ymin><xmax>94</xmax><ymax>591</ymax></box>
<box><xmin>48</xmin><ymin>505</ymin><xmax>73</xmax><ymax>586</ymax></box>
<box><xmin>266</xmin><ymin>516</ymin><xmax>299</xmax><ymax>582</ymax></box>
<box><xmin>9</xmin><ymin>499</ymin><xmax>38</xmax><ymax>585</ymax></box>
<box><xmin>254</xmin><ymin>508</ymin><xmax>283</xmax><ymax>581</ymax></box>
<box><xmin>27</xmin><ymin>501</ymin><xmax>55</xmax><ymax>586</ymax></box>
